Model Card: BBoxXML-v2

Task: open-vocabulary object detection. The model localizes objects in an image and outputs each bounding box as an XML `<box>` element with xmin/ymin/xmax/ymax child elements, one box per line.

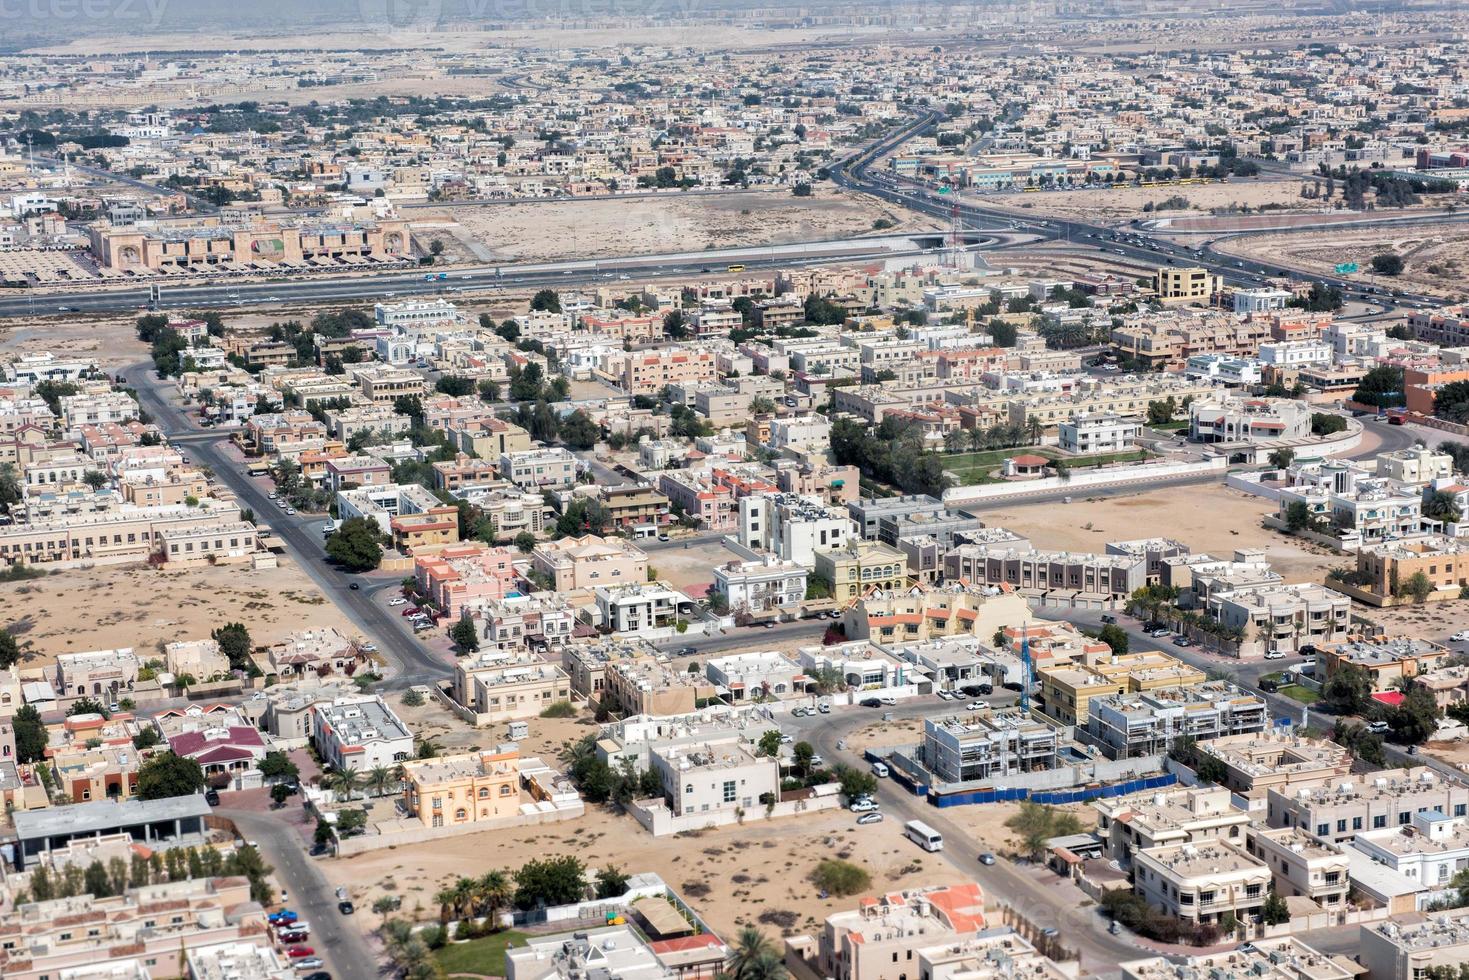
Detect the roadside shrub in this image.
<box><xmin>811</xmin><ymin>859</ymin><xmax>870</xmax><ymax>897</ymax></box>
<box><xmin>540</xmin><ymin>701</ymin><xmax>576</xmax><ymax>719</ymax></box>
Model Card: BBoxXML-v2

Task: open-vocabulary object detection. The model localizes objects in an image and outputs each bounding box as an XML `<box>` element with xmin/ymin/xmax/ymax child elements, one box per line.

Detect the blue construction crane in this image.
<box><xmin>1020</xmin><ymin>634</ymin><xmax>1032</xmax><ymax>714</ymax></box>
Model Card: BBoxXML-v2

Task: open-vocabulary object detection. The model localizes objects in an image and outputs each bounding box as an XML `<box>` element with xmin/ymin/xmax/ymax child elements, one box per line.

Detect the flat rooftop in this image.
<box><xmin>12</xmin><ymin>793</ymin><xmax>211</xmax><ymax>839</ymax></box>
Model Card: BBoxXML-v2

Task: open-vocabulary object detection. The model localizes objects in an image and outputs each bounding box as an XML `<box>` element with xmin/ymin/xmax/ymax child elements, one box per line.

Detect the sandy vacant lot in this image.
<box><xmin>454</xmin><ymin>190</ymin><xmax>918</xmax><ymax>263</ymax></box>
<box><xmin>973</xmin><ymin>483</ymin><xmax>1339</xmax><ymax>584</ymax></box>
<box><xmin>0</xmin><ymin>314</ymin><xmax>146</xmax><ymax>373</ymax></box>
<box><xmin>4</xmin><ymin>558</ymin><xmax>353</xmax><ymax>668</ymax></box>
<box><xmin>1215</xmin><ymin>222</ymin><xmax>1469</xmax><ymax>302</ymax></box>
<box><xmin>973</xmin><ymin>179</ymin><xmax>1311</xmax><ymax>227</ymax></box>
<box><xmin>326</xmin><ymin>802</ymin><xmax>969</xmax><ymax>940</ymax></box>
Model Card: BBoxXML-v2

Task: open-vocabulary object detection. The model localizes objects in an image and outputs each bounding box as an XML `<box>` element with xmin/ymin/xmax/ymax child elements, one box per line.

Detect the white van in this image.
<box><xmin>905</xmin><ymin>820</ymin><xmax>943</xmax><ymax>852</ymax></box>
<box><xmin>871</xmin><ymin>761</ymin><xmax>890</xmax><ymax>778</ymax></box>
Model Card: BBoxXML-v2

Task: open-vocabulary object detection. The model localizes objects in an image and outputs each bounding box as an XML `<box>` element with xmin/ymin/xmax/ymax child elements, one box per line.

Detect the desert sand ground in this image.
<box><xmin>0</xmin><ymin>314</ymin><xmax>148</xmax><ymax>373</ymax></box>
<box><xmin>453</xmin><ymin>190</ymin><xmax>919</xmax><ymax>263</ymax></box>
<box><xmin>971</xmin><ymin>482</ymin><xmax>1340</xmax><ymax>584</ymax></box>
<box><xmin>326</xmin><ymin>801</ymin><xmax>971</xmax><ymax>940</ymax></box>
<box><xmin>970</xmin><ymin>179</ymin><xmax>1311</xmax><ymax>226</ymax></box>
<box><xmin>1214</xmin><ymin>222</ymin><xmax>1469</xmax><ymax>301</ymax></box>
<box><xmin>3</xmin><ymin>558</ymin><xmax>354</xmax><ymax>667</ymax></box>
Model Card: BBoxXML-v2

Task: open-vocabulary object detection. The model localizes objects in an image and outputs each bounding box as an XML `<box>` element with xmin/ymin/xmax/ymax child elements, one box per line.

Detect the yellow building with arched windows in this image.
<box><xmin>401</xmin><ymin>748</ymin><xmax>523</xmax><ymax>829</ymax></box>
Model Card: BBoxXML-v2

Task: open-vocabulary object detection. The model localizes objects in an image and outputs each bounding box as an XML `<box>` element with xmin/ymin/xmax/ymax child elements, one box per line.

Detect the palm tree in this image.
<box><xmin>477</xmin><ymin>869</ymin><xmax>512</xmax><ymax>927</ymax></box>
<box><xmin>452</xmin><ymin>876</ymin><xmax>477</xmax><ymax>922</ymax></box>
<box><xmin>367</xmin><ymin>765</ymin><xmax>393</xmax><ymax>799</ymax></box>
<box><xmin>327</xmin><ymin>766</ymin><xmax>362</xmax><ymax>802</ymax></box>
<box><xmin>435</xmin><ymin>888</ymin><xmax>458</xmax><ymax>925</ymax></box>
<box><xmin>728</xmin><ymin>926</ymin><xmax>781</xmax><ymax>980</ymax></box>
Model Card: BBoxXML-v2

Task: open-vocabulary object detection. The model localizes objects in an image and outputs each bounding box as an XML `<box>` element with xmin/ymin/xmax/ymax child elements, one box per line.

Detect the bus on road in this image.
<box><xmin>905</xmin><ymin>820</ymin><xmax>943</xmax><ymax>852</ymax></box>
<box><xmin>727</xmin><ymin>264</ymin><xmax>746</xmax><ymax>273</ymax></box>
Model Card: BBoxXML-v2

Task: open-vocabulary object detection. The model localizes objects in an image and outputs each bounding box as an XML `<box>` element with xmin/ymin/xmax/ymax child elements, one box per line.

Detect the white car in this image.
<box><xmin>848</xmin><ymin>799</ymin><xmax>879</xmax><ymax>813</ymax></box>
<box><xmin>388</xmin><ymin>598</ymin><xmax>408</xmax><ymax>607</ymax></box>
<box><xmin>1452</xmin><ymin>631</ymin><xmax>1469</xmax><ymax>642</ymax></box>
<box><xmin>966</xmin><ymin>701</ymin><xmax>984</xmax><ymax>711</ymax></box>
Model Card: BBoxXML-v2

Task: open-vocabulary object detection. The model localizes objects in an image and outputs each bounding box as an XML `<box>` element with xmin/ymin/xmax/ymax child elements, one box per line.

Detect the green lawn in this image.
<box><xmin>944</xmin><ymin>447</ymin><xmax>1151</xmax><ymax>486</ymax></box>
<box><xmin>943</xmin><ymin>446</ymin><xmax>1055</xmax><ymax>470</ymax></box>
<box><xmin>1279</xmin><ymin>684</ymin><xmax>1321</xmax><ymax>705</ymax></box>
<box><xmin>434</xmin><ymin>929</ymin><xmax>531</xmax><ymax>976</ymax></box>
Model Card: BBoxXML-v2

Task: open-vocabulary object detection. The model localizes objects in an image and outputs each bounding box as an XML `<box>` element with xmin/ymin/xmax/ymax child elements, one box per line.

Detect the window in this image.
<box><xmin>723</xmin><ymin>780</ymin><xmax>737</xmax><ymax>803</ymax></box>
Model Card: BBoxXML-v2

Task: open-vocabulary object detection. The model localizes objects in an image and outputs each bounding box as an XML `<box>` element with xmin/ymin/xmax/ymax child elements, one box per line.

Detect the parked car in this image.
<box><xmin>966</xmin><ymin>701</ymin><xmax>984</xmax><ymax>711</ymax></box>
<box><xmin>338</xmin><ymin>901</ymin><xmax>355</xmax><ymax>915</ymax></box>
<box><xmin>978</xmin><ymin>684</ymin><xmax>993</xmax><ymax>695</ymax></box>
<box><xmin>1263</xmin><ymin>650</ymin><xmax>1286</xmax><ymax>660</ymax></box>
<box><xmin>388</xmin><ymin>598</ymin><xmax>408</xmax><ymax>606</ymax></box>
<box><xmin>1452</xmin><ymin>630</ymin><xmax>1469</xmax><ymax>642</ymax></box>
<box><xmin>278</xmin><ymin>921</ymin><xmax>309</xmax><ymax>935</ymax></box>
<box><xmin>859</xmin><ymin>698</ymin><xmax>881</xmax><ymax>708</ymax></box>
<box><xmin>856</xmin><ymin>811</ymin><xmax>884</xmax><ymax>825</ymax></box>
<box><xmin>279</xmin><ymin>931</ymin><xmax>309</xmax><ymax>944</ymax></box>
<box><xmin>936</xmin><ymin>690</ymin><xmax>953</xmax><ymax>700</ymax></box>
<box><xmin>401</xmin><ymin>607</ymin><xmax>419</xmax><ymax>617</ymax></box>
<box><xmin>817</xmin><ymin>703</ymin><xmax>830</xmax><ymax>714</ymax></box>
<box><xmin>1100</xmin><ymin>614</ymin><xmax>1116</xmax><ymax>625</ymax></box>
<box><xmin>1367</xmin><ymin>720</ymin><xmax>1391</xmax><ymax>734</ymax></box>
<box><xmin>295</xmin><ymin>959</ymin><xmax>325</xmax><ymax>972</ymax></box>
<box><xmin>301</xmin><ymin>973</ymin><xmax>331</xmax><ymax>980</ymax></box>
<box><xmin>1172</xmin><ymin>636</ymin><xmax>1192</xmax><ymax>647</ymax></box>
<box><xmin>269</xmin><ymin>910</ymin><xmax>298</xmax><ymax>924</ymax></box>
<box><xmin>979</xmin><ymin>852</ymin><xmax>996</xmax><ymax>866</ymax></box>
<box><xmin>878</xmin><ymin>696</ymin><xmax>897</xmax><ymax>706</ymax></box>
<box><xmin>849</xmin><ymin>799</ymin><xmax>879</xmax><ymax>813</ymax></box>
<box><xmin>809</xmin><ymin>754</ymin><xmax>824</xmax><ymax>768</ymax></box>
<box><xmin>286</xmin><ymin>947</ymin><xmax>316</xmax><ymax>959</ymax></box>
<box><xmin>1259</xmin><ymin>678</ymin><xmax>1280</xmax><ymax>693</ymax></box>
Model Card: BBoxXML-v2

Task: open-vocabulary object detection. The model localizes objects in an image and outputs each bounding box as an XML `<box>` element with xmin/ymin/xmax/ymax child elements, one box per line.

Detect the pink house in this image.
<box><xmin>415</xmin><ymin>543</ymin><xmax>521</xmax><ymax>619</ymax></box>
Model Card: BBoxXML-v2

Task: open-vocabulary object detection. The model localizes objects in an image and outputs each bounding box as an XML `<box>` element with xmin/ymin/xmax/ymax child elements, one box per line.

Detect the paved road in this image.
<box><xmin>227</xmin><ymin>808</ymin><xmax>381</xmax><ymax>980</ymax></box>
<box><xmin>785</xmin><ymin>699</ymin><xmax>1148</xmax><ymax>974</ymax></box>
<box><xmin>830</xmin><ymin>114</ymin><xmax>1443</xmax><ymax>316</ymax></box>
<box><xmin>123</xmin><ymin>362</ymin><xmax>452</xmax><ymax>689</ymax></box>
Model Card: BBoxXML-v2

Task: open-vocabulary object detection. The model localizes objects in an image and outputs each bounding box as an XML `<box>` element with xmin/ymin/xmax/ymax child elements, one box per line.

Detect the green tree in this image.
<box><xmin>1261</xmin><ymin>889</ymin><xmax>1291</xmax><ymax>925</ymax></box>
<box><xmin>832</xmin><ymin>763</ymin><xmax>878</xmax><ymax>799</ymax></box>
<box><xmin>793</xmin><ymin>741</ymin><xmax>815</xmax><ymax>775</ymax></box>
<box><xmin>1267</xmin><ymin>447</ymin><xmax>1296</xmax><ymax>470</ymax></box>
<box><xmin>595</xmin><ymin>864</ymin><xmax>631</xmax><ymax>899</ymax></box>
<box><xmin>13</xmin><ymin>704</ymin><xmax>47</xmax><ymax>763</ymax></box>
<box><xmin>1285</xmin><ymin>500</ymin><xmax>1316</xmax><ymax>532</ymax></box>
<box><xmin>559</xmin><ymin>409</ymin><xmax>601</xmax><ymax>450</ymax></box>
<box><xmin>325</xmin><ymin>517</ymin><xmax>383</xmax><ymax>572</ymax></box>
<box><xmin>1397</xmin><ymin>570</ymin><xmax>1436</xmax><ymax>604</ymax></box>
<box><xmin>512</xmin><ymin>855</ymin><xmax>586</xmax><ymax>910</ymax></box>
<box><xmin>727</xmin><ymin>926</ymin><xmax>787</xmax><ymax>980</ymax></box>
<box><xmin>270</xmin><ymin>783</ymin><xmax>291</xmax><ymax>807</ymax></box>
<box><xmin>0</xmin><ymin>462</ymin><xmax>22</xmax><ymax>514</ymax></box>
<box><xmin>1353</xmin><ymin>364</ymin><xmax>1406</xmax><ymax>409</ymax></box>
<box><xmin>211</xmin><ymin>622</ymin><xmax>252</xmax><ymax>672</ymax></box>
<box><xmin>810</xmin><ymin>859</ymin><xmax>870</xmax><ymax>898</ymax></box>
<box><xmin>514</xmin><ymin>531</ymin><xmax>538</xmax><ymax>553</ymax></box>
<box><xmin>663</xmin><ymin>310</ymin><xmax>689</xmax><ymax>340</ymax></box>
<box><xmin>1391</xmin><ymin>686</ymin><xmax>1442</xmax><ymax>745</ymax></box>
<box><xmin>1370</xmin><ymin>253</ymin><xmax>1404</xmax><ymax>276</ymax></box>
<box><xmin>1097</xmin><ymin>623</ymin><xmax>1129</xmax><ymax>656</ymax></box>
<box><xmin>1323</xmin><ymin>662</ymin><xmax>1373</xmax><ymax>715</ymax></box>
<box><xmin>757</xmin><ymin>730</ymin><xmax>782</xmax><ymax>757</ymax></box>
<box><xmin>1310</xmin><ymin>413</ymin><xmax>1348</xmax><ymax>436</ymax></box>
<box><xmin>529</xmin><ymin>289</ymin><xmax>561</xmax><ymax>313</ymax></box>
<box><xmin>1426</xmin><ymin>490</ymin><xmax>1464</xmax><ymax>524</ymax></box>
<box><xmin>0</xmin><ymin>627</ymin><xmax>19</xmax><ymax>669</ymax></box>
<box><xmin>136</xmin><ymin>753</ymin><xmax>206</xmax><ymax>800</ymax></box>
<box><xmin>258</xmin><ymin>750</ymin><xmax>299</xmax><ymax>782</ymax></box>
<box><xmin>450</xmin><ymin>613</ymin><xmax>480</xmax><ymax>653</ymax></box>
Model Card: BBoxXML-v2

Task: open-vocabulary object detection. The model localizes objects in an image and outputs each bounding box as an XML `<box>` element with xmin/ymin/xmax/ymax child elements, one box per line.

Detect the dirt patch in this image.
<box><xmin>1213</xmin><ymin>221</ymin><xmax>1469</xmax><ymax>302</ymax></box>
<box><xmin>324</xmin><ymin>803</ymin><xmax>970</xmax><ymax>939</ymax></box>
<box><xmin>452</xmin><ymin>190</ymin><xmax>921</xmax><ymax>263</ymax></box>
<box><xmin>973</xmin><ymin>482</ymin><xmax>1339</xmax><ymax>584</ymax></box>
<box><xmin>2</xmin><ymin>558</ymin><xmax>354</xmax><ymax>668</ymax></box>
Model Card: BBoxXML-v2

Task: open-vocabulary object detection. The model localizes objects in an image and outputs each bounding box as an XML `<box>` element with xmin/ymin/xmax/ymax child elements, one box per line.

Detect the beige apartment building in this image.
<box><xmin>842</xmin><ymin>583</ymin><xmax>1031</xmax><ymax>645</ymax></box>
<box><xmin>1152</xmin><ymin>266</ymin><xmax>1222</xmax><ymax>305</ymax></box>
<box><xmin>1133</xmin><ymin>839</ymin><xmax>1272</xmax><ymax>932</ymax></box>
<box><xmin>0</xmin><ymin>503</ymin><xmax>243</xmax><ymax>569</ymax></box>
<box><xmin>1111</xmin><ymin>311</ymin><xmax>1268</xmax><ymax>369</ymax></box>
<box><xmin>807</xmin><ymin>884</ymin><xmax>989</xmax><ymax>980</ymax></box>
<box><xmin>450</xmin><ymin>654</ymin><xmax>574</xmax><ymax>725</ymax></box>
<box><xmin>0</xmin><ymin>875</ymin><xmax>270</xmax><ymax>980</ymax></box>
<box><xmin>1360</xmin><ymin>908</ymin><xmax>1469</xmax><ymax>980</ymax></box>
<box><xmin>89</xmin><ymin>216</ymin><xmax>412</xmax><ymax>271</ymax></box>
<box><xmin>814</xmin><ymin>538</ymin><xmax>909</xmax><ymax>600</ymax></box>
<box><xmin>620</xmin><ymin>349</ymin><xmax>718</xmax><ymax>395</ymax></box>
<box><xmin>1195</xmin><ymin>732</ymin><xmax>1353</xmax><ymax>796</ymax></box>
<box><xmin>1245</xmin><ymin>825</ymin><xmax>1350</xmax><ymax>908</ymax></box>
<box><xmin>532</xmin><ymin>534</ymin><xmax>649</xmax><ymax>592</ymax></box>
<box><xmin>355</xmin><ymin>365</ymin><xmax>427</xmax><ymax>404</ymax></box>
<box><xmin>603</xmin><ymin>655</ymin><xmax>718</xmax><ymax>717</ymax></box>
<box><xmin>1094</xmin><ymin>784</ymin><xmax>1252</xmax><ymax>867</ymax></box>
<box><xmin>449</xmin><ymin>417</ymin><xmax>534</xmax><ymax>459</ymax></box>
<box><xmin>1267</xmin><ymin>768</ymin><xmax>1469</xmax><ymax>843</ymax></box>
<box><xmin>158</xmin><ymin>520</ymin><xmax>260</xmax><ymax>567</ymax></box>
